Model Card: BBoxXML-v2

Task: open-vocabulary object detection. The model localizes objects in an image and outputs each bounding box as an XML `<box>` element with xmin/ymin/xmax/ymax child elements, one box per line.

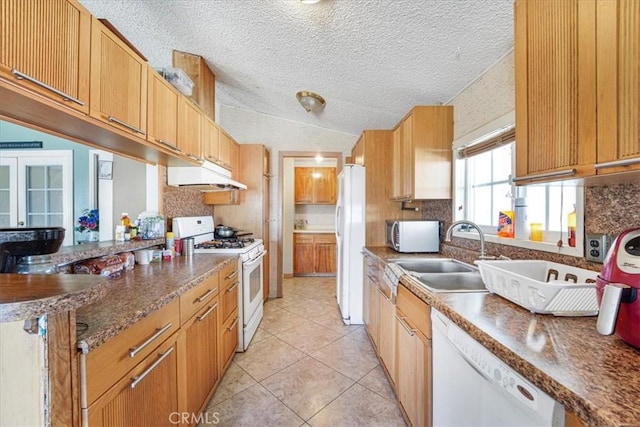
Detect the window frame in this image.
<box><xmin>451</xmin><ymin>113</ymin><xmax>584</xmax><ymax>258</ymax></box>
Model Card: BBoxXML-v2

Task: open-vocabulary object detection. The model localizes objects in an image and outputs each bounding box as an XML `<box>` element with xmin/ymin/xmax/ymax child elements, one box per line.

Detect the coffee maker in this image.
<box><xmin>0</xmin><ymin>227</ymin><xmax>65</xmax><ymax>274</ymax></box>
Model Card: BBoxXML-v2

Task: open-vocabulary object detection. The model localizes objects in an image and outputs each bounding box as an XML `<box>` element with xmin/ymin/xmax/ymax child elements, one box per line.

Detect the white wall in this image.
<box><xmin>283</xmin><ymin>158</ymin><xmax>294</xmax><ymax>275</ymax></box>
<box><xmin>219</xmin><ymin>105</ymin><xmax>357</xmax><ymax>294</ymax></box>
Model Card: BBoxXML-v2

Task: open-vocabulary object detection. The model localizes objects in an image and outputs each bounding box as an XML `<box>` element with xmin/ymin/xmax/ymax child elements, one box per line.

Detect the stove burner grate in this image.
<box><xmin>195</xmin><ymin>237</ymin><xmax>255</xmax><ymax>249</ymax></box>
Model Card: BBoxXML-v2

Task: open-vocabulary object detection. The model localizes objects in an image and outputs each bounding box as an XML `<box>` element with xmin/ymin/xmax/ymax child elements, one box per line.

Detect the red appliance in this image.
<box><xmin>596</xmin><ymin>227</ymin><xmax>640</xmax><ymax>348</ymax></box>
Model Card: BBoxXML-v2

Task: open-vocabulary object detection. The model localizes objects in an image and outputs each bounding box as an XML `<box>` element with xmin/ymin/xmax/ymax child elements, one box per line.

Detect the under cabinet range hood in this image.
<box><xmin>167</xmin><ymin>160</ymin><xmax>247</xmax><ymax>191</ymax></box>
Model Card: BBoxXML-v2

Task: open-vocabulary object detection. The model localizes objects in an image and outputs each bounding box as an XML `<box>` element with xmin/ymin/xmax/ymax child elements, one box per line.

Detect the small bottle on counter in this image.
<box><xmin>121</xmin><ymin>213</ymin><xmax>131</xmax><ymax>241</ymax></box>
<box><xmin>166</xmin><ymin>232</ymin><xmax>175</xmax><ymax>256</ymax></box>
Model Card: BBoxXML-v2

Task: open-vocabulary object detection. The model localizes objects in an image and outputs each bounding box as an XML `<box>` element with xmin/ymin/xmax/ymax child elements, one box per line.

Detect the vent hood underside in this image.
<box><xmin>167</xmin><ymin>161</ymin><xmax>247</xmax><ymax>192</ymax></box>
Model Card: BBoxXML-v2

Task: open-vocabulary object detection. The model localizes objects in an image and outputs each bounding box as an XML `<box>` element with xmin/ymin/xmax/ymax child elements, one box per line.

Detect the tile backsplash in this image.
<box><xmin>422</xmin><ymin>182</ymin><xmax>640</xmax><ymax>271</ymax></box>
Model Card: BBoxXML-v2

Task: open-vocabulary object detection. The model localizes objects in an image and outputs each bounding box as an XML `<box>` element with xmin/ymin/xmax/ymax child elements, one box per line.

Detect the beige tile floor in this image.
<box><xmin>200</xmin><ymin>276</ymin><xmax>406</xmax><ymax>427</ymax></box>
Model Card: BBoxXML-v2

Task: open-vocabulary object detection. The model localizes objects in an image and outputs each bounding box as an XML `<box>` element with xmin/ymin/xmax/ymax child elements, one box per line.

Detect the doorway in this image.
<box><xmin>0</xmin><ymin>150</ymin><xmax>73</xmax><ymax>245</ymax></box>
<box><xmin>276</xmin><ymin>151</ymin><xmax>343</xmax><ymax>298</ymax></box>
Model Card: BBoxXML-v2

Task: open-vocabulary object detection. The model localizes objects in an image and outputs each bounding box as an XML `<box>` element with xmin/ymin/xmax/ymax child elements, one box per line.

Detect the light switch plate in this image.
<box><xmin>585</xmin><ymin>233</ymin><xmax>608</xmax><ymax>263</ymax></box>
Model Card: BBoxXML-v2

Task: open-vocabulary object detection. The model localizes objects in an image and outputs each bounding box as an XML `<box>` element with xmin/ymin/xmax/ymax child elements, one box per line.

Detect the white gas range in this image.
<box><xmin>172</xmin><ymin>216</ymin><xmax>266</xmax><ymax>352</ymax></box>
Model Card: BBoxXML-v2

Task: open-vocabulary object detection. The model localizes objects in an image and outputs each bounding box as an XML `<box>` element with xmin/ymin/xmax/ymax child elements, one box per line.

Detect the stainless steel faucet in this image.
<box><xmin>445</xmin><ymin>220</ymin><xmax>494</xmax><ymax>260</ymax></box>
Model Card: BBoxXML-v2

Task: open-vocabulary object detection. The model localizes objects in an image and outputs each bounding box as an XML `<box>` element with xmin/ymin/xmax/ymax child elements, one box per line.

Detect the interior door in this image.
<box><xmin>2</xmin><ymin>151</ymin><xmax>74</xmax><ymax>245</ymax></box>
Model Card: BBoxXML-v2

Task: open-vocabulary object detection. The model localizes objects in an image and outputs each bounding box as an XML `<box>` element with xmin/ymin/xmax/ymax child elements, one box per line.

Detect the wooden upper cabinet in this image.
<box><xmin>178</xmin><ymin>96</ymin><xmax>203</xmax><ymax>162</ymax></box>
<box><xmin>202</xmin><ymin>117</ymin><xmax>221</xmax><ymax>164</ymax></box>
<box><xmin>351</xmin><ymin>135</ymin><xmax>365</xmax><ymax>165</ymax></box>
<box><xmin>147</xmin><ymin>66</ymin><xmax>180</xmax><ymax>152</ymax></box>
<box><xmin>0</xmin><ymin>0</ymin><xmax>91</xmax><ymax>114</ymax></box>
<box><xmin>90</xmin><ymin>16</ymin><xmax>147</xmax><ymax>138</ymax></box>
<box><xmin>392</xmin><ymin>106</ymin><xmax>453</xmax><ymax>201</ymax></box>
<box><xmin>218</xmin><ymin>130</ymin><xmax>232</xmax><ymax>170</ymax></box>
<box><xmin>295</xmin><ymin>167</ymin><xmax>337</xmax><ymax>204</ymax></box>
<box><xmin>230</xmin><ymin>140</ymin><xmax>240</xmax><ymax>179</ymax></box>
<box><xmin>514</xmin><ymin>0</ymin><xmax>597</xmax><ymax>181</ymax></box>
<box><xmin>596</xmin><ymin>0</ymin><xmax>640</xmax><ymax>175</ymax></box>
<box><xmin>172</xmin><ymin>50</ymin><xmax>216</xmax><ymax>121</ymax></box>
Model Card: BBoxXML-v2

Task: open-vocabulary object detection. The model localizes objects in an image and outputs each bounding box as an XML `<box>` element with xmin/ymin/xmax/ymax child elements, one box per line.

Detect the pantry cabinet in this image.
<box><xmin>395</xmin><ymin>284</ymin><xmax>432</xmax><ymax>427</ymax></box>
<box><xmin>514</xmin><ymin>0</ymin><xmax>597</xmax><ymax>182</ymax></box>
<box><xmin>147</xmin><ymin>66</ymin><xmax>180</xmax><ymax>153</ymax></box>
<box><xmin>89</xmin><ymin>16</ymin><xmax>147</xmax><ymax>138</ymax></box>
<box><xmin>391</xmin><ymin>106</ymin><xmax>453</xmax><ymax>201</ymax></box>
<box><xmin>293</xmin><ymin>233</ymin><xmax>336</xmax><ymax>276</ymax></box>
<box><xmin>350</xmin><ymin>130</ymin><xmax>396</xmax><ymax>246</ymax></box>
<box><xmin>0</xmin><ymin>0</ymin><xmax>91</xmax><ymax>114</ymax></box>
<box><xmin>595</xmin><ymin>0</ymin><xmax>640</xmax><ymax>175</ymax></box>
<box><xmin>294</xmin><ymin>167</ymin><xmax>337</xmax><ymax>204</ymax></box>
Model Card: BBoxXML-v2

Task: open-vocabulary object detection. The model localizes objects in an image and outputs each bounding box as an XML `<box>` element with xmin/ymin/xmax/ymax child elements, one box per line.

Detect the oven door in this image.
<box><xmin>241</xmin><ymin>250</ymin><xmax>266</xmax><ymax>348</ymax></box>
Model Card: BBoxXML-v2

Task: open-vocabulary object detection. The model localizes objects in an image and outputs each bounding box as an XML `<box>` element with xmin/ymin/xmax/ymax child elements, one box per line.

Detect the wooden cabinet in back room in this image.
<box><xmin>295</xmin><ymin>167</ymin><xmax>337</xmax><ymax>205</ymax></box>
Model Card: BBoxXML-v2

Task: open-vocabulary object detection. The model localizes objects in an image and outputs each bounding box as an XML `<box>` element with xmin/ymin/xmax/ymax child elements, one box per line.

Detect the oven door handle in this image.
<box><xmin>243</xmin><ymin>250</ymin><xmax>267</xmax><ymax>269</ymax></box>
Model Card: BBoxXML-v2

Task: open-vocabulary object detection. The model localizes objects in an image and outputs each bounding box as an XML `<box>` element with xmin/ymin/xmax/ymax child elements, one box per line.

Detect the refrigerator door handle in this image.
<box><xmin>335</xmin><ymin>206</ymin><xmax>341</xmax><ymax>238</ymax></box>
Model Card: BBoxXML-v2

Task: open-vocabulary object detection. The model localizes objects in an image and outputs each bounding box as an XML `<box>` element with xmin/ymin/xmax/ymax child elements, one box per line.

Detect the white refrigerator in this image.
<box><xmin>335</xmin><ymin>164</ymin><xmax>366</xmax><ymax>325</ymax></box>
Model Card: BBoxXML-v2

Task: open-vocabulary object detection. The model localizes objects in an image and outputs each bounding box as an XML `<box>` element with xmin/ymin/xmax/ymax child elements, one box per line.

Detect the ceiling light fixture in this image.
<box><xmin>299</xmin><ymin>0</ymin><xmax>321</xmax><ymax>4</ymax></box>
<box><xmin>296</xmin><ymin>91</ymin><xmax>326</xmax><ymax>113</ymax></box>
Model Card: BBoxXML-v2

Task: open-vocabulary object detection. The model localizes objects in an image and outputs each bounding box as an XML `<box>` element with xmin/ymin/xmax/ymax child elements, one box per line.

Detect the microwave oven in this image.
<box><xmin>386</xmin><ymin>220</ymin><xmax>440</xmax><ymax>253</ymax></box>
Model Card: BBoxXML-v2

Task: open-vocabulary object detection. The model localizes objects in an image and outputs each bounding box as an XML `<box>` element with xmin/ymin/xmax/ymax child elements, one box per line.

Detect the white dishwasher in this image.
<box><xmin>431</xmin><ymin>309</ymin><xmax>565</xmax><ymax>427</ymax></box>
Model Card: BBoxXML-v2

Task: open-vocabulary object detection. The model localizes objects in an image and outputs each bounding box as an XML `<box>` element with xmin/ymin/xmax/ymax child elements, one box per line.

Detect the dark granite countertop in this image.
<box><xmin>76</xmin><ymin>254</ymin><xmax>236</xmax><ymax>352</ymax></box>
<box><xmin>0</xmin><ymin>274</ymin><xmax>108</xmax><ymax>322</ymax></box>
<box><xmin>364</xmin><ymin>246</ymin><xmax>640</xmax><ymax>427</ymax></box>
<box><xmin>52</xmin><ymin>238</ymin><xmax>165</xmax><ymax>267</ymax></box>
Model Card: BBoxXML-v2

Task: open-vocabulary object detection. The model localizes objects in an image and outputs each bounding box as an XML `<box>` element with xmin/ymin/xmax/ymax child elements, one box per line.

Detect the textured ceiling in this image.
<box><xmin>79</xmin><ymin>0</ymin><xmax>514</xmax><ymax>136</ymax></box>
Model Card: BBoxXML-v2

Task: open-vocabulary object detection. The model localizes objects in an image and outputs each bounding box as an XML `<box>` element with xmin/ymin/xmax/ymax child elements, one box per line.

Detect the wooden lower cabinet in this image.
<box><xmin>220</xmin><ymin>309</ymin><xmax>239</xmax><ymax>372</ymax></box>
<box><xmin>377</xmin><ymin>287</ymin><xmax>396</xmax><ymax>385</ymax></box>
<box><xmin>180</xmin><ymin>295</ymin><xmax>220</xmax><ymax>422</ymax></box>
<box><xmin>395</xmin><ymin>285</ymin><xmax>432</xmax><ymax>427</ymax></box>
<box><xmin>293</xmin><ymin>233</ymin><xmax>336</xmax><ymax>276</ymax></box>
<box><xmin>87</xmin><ymin>335</ymin><xmax>178</xmax><ymax>426</ymax></box>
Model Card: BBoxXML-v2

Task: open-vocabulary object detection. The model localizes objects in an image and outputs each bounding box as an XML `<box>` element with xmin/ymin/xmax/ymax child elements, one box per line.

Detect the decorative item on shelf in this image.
<box><xmin>76</xmin><ymin>209</ymin><xmax>99</xmax><ymax>243</ymax></box>
<box><xmin>296</xmin><ymin>91</ymin><xmax>326</xmax><ymax>113</ymax></box>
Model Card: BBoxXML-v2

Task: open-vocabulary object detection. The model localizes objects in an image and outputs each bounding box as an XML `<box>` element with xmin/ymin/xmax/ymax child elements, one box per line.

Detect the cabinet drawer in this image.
<box><xmin>396</xmin><ymin>285</ymin><xmax>431</xmax><ymax>339</ymax></box>
<box><xmin>220</xmin><ymin>309</ymin><xmax>239</xmax><ymax>371</ymax></box>
<box><xmin>221</xmin><ymin>276</ymin><xmax>239</xmax><ymax>323</ymax></box>
<box><xmin>219</xmin><ymin>260</ymin><xmax>239</xmax><ymax>288</ymax></box>
<box><xmin>85</xmin><ymin>298</ymin><xmax>180</xmax><ymax>405</ymax></box>
<box><xmin>294</xmin><ymin>234</ymin><xmax>314</xmax><ymax>244</ymax></box>
<box><xmin>314</xmin><ymin>234</ymin><xmax>335</xmax><ymax>244</ymax></box>
<box><xmin>180</xmin><ymin>274</ymin><xmax>220</xmax><ymax>325</ymax></box>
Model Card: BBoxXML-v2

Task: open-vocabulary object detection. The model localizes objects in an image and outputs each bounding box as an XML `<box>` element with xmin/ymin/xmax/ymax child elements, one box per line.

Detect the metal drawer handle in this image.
<box><xmin>225</xmin><ymin>270</ymin><xmax>238</xmax><ymax>280</ymax></box>
<box><xmin>130</xmin><ymin>347</ymin><xmax>174</xmax><ymax>389</ymax></box>
<box><xmin>197</xmin><ymin>288</ymin><xmax>217</xmax><ymax>303</ymax></box>
<box><xmin>395</xmin><ymin>315</ymin><xmax>415</xmax><ymax>336</ymax></box>
<box><xmin>197</xmin><ymin>303</ymin><xmax>218</xmax><ymax>322</ymax></box>
<box><xmin>512</xmin><ymin>169</ymin><xmax>576</xmax><ymax>183</ymax></box>
<box><xmin>11</xmin><ymin>68</ymin><xmax>85</xmax><ymax>106</ymax></box>
<box><xmin>156</xmin><ymin>139</ymin><xmax>180</xmax><ymax>152</ymax></box>
<box><xmin>187</xmin><ymin>153</ymin><xmax>204</xmax><ymax>163</ymax></box>
<box><xmin>595</xmin><ymin>157</ymin><xmax>640</xmax><ymax>170</ymax></box>
<box><xmin>226</xmin><ymin>281</ymin><xmax>239</xmax><ymax>293</ymax></box>
<box><xmin>129</xmin><ymin>323</ymin><xmax>173</xmax><ymax>358</ymax></box>
<box><xmin>227</xmin><ymin>316</ymin><xmax>239</xmax><ymax>331</ymax></box>
<box><xmin>108</xmin><ymin>116</ymin><xmax>144</xmax><ymax>135</ymax></box>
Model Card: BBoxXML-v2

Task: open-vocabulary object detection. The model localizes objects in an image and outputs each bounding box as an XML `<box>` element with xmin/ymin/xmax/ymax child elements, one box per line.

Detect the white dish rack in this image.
<box><xmin>475</xmin><ymin>260</ymin><xmax>599</xmax><ymax>316</ymax></box>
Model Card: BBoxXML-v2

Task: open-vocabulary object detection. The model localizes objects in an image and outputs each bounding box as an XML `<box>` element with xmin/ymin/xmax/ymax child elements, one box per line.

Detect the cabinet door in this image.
<box><xmin>218</xmin><ymin>131</ymin><xmax>232</xmax><ymax>169</ymax></box>
<box><xmin>368</xmin><ymin>280</ymin><xmax>380</xmax><ymax>351</ymax></box>
<box><xmin>392</xmin><ymin>126</ymin><xmax>403</xmax><ymax>199</ymax></box>
<box><xmin>183</xmin><ymin>297</ymin><xmax>219</xmax><ymax>418</ymax></box>
<box><xmin>352</xmin><ymin>136</ymin><xmax>365</xmax><ymax>165</ymax></box>
<box><xmin>90</xmin><ymin>17</ymin><xmax>147</xmax><ymax>137</ymax></box>
<box><xmin>396</xmin><ymin>312</ymin><xmax>430</xmax><ymax>427</ymax></box>
<box><xmin>220</xmin><ymin>273</ymin><xmax>239</xmax><ymax>324</ymax></box>
<box><xmin>596</xmin><ymin>0</ymin><xmax>640</xmax><ymax>174</ymax></box>
<box><xmin>178</xmin><ymin>97</ymin><xmax>203</xmax><ymax>161</ymax></box>
<box><xmin>514</xmin><ymin>0</ymin><xmax>596</xmax><ymax>180</ymax></box>
<box><xmin>378</xmin><ymin>287</ymin><xmax>396</xmax><ymax>385</ymax></box>
<box><xmin>147</xmin><ymin>68</ymin><xmax>179</xmax><ymax>152</ymax></box>
<box><xmin>202</xmin><ymin>118</ymin><xmax>220</xmax><ymax>164</ymax></box>
<box><xmin>293</xmin><ymin>234</ymin><xmax>315</xmax><ymax>275</ymax></box>
<box><xmin>363</xmin><ymin>260</ymin><xmax>371</xmax><ymax>327</ymax></box>
<box><xmin>314</xmin><ymin>167</ymin><xmax>337</xmax><ymax>204</ymax></box>
<box><xmin>87</xmin><ymin>337</ymin><xmax>178</xmax><ymax>426</ymax></box>
<box><xmin>294</xmin><ymin>168</ymin><xmax>314</xmax><ymax>203</ymax></box>
<box><xmin>400</xmin><ymin>115</ymin><xmax>413</xmax><ymax>200</ymax></box>
<box><xmin>220</xmin><ymin>309</ymin><xmax>238</xmax><ymax>372</ymax></box>
<box><xmin>0</xmin><ymin>0</ymin><xmax>91</xmax><ymax>114</ymax></box>
<box><xmin>314</xmin><ymin>239</ymin><xmax>336</xmax><ymax>273</ymax></box>
<box><xmin>230</xmin><ymin>140</ymin><xmax>240</xmax><ymax>179</ymax></box>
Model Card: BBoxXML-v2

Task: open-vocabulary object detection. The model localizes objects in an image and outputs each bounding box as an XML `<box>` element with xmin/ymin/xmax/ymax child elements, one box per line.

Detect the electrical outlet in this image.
<box><xmin>585</xmin><ymin>233</ymin><xmax>608</xmax><ymax>263</ymax></box>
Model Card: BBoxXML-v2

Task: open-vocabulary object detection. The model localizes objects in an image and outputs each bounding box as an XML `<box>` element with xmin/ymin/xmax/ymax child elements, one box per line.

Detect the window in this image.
<box><xmin>453</xmin><ymin>122</ymin><xmax>583</xmax><ymax>256</ymax></box>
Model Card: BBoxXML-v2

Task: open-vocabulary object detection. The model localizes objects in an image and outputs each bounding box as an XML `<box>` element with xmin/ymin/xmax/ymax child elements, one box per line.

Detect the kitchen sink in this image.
<box><xmin>414</xmin><ymin>272</ymin><xmax>488</xmax><ymax>293</ymax></box>
<box><xmin>390</xmin><ymin>258</ymin><xmax>488</xmax><ymax>293</ymax></box>
<box><xmin>391</xmin><ymin>258</ymin><xmax>477</xmax><ymax>274</ymax></box>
